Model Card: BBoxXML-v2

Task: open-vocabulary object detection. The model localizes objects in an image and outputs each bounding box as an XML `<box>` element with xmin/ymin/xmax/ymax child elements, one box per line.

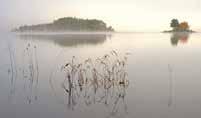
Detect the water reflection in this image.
<box><xmin>7</xmin><ymin>41</ymin><xmax>17</xmax><ymax>99</ymax></box>
<box><xmin>51</xmin><ymin>51</ymin><xmax>129</xmax><ymax>117</ymax></box>
<box><xmin>170</xmin><ymin>32</ymin><xmax>190</xmax><ymax>46</ymax></box>
<box><xmin>7</xmin><ymin>41</ymin><xmax>39</xmax><ymax>104</ymax></box>
<box><xmin>168</xmin><ymin>64</ymin><xmax>173</xmax><ymax>107</ymax></box>
<box><xmin>7</xmin><ymin>44</ymin><xmax>130</xmax><ymax>117</ymax></box>
<box><xmin>22</xmin><ymin>43</ymin><xmax>39</xmax><ymax>103</ymax></box>
<box><xmin>18</xmin><ymin>34</ymin><xmax>109</xmax><ymax>47</ymax></box>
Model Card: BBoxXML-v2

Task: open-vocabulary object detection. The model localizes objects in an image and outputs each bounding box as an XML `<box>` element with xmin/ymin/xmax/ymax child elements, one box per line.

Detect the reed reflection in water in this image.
<box><xmin>2</xmin><ymin>32</ymin><xmax>201</xmax><ymax>118</ymax></box>
<box><xmin>50</xmin><ymin>51</ymin><xmax>130</xmax><ymax>117</ymax></box>
<box><xmin>22</xmin><ymin>42</ymin><xmax>39</xmax><ymax>103</ymax></box>
<box><xmin>7</xmin><ymin>40</ymin><xmax>39</xmax><ymax>104</ymax></box>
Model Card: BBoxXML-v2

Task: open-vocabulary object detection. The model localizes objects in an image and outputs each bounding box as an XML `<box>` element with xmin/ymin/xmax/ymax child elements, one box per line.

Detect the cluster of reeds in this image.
<box><xmin>61</xmin><ymin>50</ymin><xmax>130</xmax><ymax>116</ymax></box>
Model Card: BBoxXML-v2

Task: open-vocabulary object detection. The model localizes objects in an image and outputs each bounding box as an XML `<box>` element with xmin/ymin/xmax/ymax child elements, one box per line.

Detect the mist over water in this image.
<box><xmin>2</xmin><ymin>0</ymin><xmax>201</xmax><ymax>32</ymax></box>
<box><xmin>1</xmin><ymin>0</ymin><xmax>201</xmax><ymax>117</ymax></box>
<box><xmin>1</xmin><ymin>32</ymin><xmax>201</xmax><ymax>118</ymax></box>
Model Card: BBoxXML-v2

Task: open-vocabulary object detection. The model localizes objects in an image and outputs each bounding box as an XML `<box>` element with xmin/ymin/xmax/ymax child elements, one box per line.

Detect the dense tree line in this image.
<box><xmin>14</xmin><ymin>17</ymin><xmax>114</xmax><ymax>32</ymax></box>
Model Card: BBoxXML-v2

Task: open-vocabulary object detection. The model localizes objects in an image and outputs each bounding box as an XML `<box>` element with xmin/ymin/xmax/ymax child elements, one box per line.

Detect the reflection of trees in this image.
<box><xmin>54</xmin><ymin>34</ymin><xmax>107</xmax><ymax>47</ymax></box>
<box><xmin>56</xmin><ymin>51</ymin><xmax>129</xmax><ymax>117</ymax></box>
<box><xmin>170</xmin><ymin>32</ymin><xmax>190</xmax><ymax>46</ymax></box>
<box><xmin>19</xmin><ymin>34</ymin><xmax>109</xmax><ymax>47</ymax></box>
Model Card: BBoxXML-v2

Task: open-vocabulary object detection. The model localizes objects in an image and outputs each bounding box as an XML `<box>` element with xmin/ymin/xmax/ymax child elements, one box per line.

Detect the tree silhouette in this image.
<box><xmin>179</xmin><ymin>22</ymin><xmax>189</xmax><ymax>31</ymax></box>
<box><xmin>170</xmin><ymin>19</ymin><xmax>179</xmax><ymax>31</ymax></box>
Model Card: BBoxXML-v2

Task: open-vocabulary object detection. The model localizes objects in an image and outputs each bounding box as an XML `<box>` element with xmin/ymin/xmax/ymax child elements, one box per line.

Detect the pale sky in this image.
<box><xmin>1</xmin><ymin>0</ymin><xmax>201</xmax><ymax>32</ymax></box>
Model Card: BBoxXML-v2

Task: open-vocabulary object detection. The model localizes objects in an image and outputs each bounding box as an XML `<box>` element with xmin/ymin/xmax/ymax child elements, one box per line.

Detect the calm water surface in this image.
<box><xmin>1</xmin><ymin>32</ymin><xmax>201</xmax><ymax>118</ymax></box>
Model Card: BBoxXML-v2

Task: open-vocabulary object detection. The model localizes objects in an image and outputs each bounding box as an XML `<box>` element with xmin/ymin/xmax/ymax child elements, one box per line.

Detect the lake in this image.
<box><xmin>1</xmin><ymin>32</ymin><xmax>201</xmax><ymax>118</ymax></box>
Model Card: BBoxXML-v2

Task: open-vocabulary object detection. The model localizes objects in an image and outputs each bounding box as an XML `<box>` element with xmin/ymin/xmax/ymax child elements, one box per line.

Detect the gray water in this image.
<box><xmin>1</xmin><ymin>32</ymin><xmax>201</xmax><ymax>118</ymax></box>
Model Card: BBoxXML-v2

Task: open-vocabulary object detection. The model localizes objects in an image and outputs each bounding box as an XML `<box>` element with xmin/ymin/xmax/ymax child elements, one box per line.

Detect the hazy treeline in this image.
<box><xmin>13</xmin><ymin>17</ymin><xmax>114</xmax><ymax>32</ymax></box>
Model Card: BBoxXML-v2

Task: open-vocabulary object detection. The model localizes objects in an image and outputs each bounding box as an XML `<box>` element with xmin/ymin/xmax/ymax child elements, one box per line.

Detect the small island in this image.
<box><xmin>163</xmin><ymin>19</ymin><xmax>195</xmax><ymax>33</ymax></box>
<box><xmin>13</xmin><ymin>17</ymin><xmax>114</xmax><ymax>32</ymax></box>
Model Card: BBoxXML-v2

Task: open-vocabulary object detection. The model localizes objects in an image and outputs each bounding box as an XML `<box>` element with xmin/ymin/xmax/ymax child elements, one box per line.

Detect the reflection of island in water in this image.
<box><xmin>19</xmin><ymin>34</ymin><xmax>109</xmax><ymax>47</ymax></box>
<box><xmin>170</xmin><ymin>32</ymin><xmax>190</xmax><ymax>46</ymax></box>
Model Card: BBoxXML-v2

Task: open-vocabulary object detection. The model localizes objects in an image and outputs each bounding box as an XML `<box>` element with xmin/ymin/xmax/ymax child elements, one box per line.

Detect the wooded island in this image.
<box><xmin>13</xmin><ymin>17</ymin><xmax>114</xmax><ymax>32</ymax></box>
<box><xmin>163</xmin><ymin>19</ymin><xmax>195</xmax><ymax>33</ymax></box>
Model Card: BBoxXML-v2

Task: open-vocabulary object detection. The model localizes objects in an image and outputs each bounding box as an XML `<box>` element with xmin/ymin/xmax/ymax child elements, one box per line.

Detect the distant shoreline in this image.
<box><xmin>13</xmin><ymin>31</ymin><xmax>115</xmax><ymax>35</ymax></box>
<box><xmin>162</xmin><ymin>30</ymin><xmax>196</xmax><ymax>33</ymax></box>
<box><xmin>12</xmin><ymin>31</ymin><xmax>201</xmax><ymax>35</ymax></box>
<box><xmin>13</xmin><ymin>17</ymin><xmax>114</xmax><ymax>32</ymax></box>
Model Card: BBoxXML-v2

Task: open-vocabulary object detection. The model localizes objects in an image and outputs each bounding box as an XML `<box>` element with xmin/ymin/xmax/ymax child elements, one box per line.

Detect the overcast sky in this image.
<box><xmin>1</xmin><ymin>0</ymin><xmax>201</xmax><ymax>32</ymax></box>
